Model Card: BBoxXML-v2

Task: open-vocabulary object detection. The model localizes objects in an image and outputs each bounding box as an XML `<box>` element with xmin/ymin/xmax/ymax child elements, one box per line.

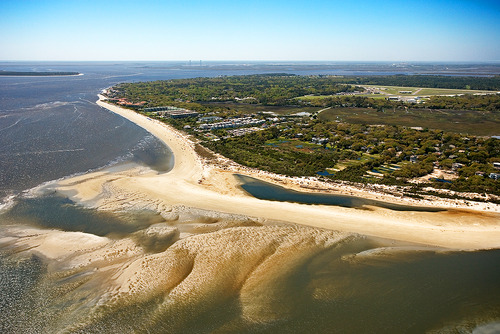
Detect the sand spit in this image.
<box><xmin>41</xmin><ymin>96</ymin><xmax>500</xmax><ymax>250</ymax></box>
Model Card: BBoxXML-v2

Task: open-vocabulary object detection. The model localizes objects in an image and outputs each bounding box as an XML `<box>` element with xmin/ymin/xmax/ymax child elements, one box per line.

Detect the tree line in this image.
<box><xmin>336</xmin><ymin>75</ymin><xmax>500</xmax><ymax>91</ymax></box>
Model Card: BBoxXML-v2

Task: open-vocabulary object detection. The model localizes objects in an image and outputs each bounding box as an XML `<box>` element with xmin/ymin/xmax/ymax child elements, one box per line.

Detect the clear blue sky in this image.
<box><xmin>1</xmin><ymin>0</ymin><xmax>499</xmax><ymax>61</ymax></box>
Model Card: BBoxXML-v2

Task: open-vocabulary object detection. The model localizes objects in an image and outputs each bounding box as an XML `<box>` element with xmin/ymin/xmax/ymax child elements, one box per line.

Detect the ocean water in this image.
<box><xmin>1</xmin><ymin>61</ymin><xmax>500</xmax><ymax>333</ymax></box>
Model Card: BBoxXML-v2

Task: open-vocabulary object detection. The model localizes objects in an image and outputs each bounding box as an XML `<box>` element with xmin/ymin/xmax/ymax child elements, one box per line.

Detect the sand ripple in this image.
<box><xmin>80</xmin><ymin>225</ymin><xmax>355</xmax><ymax>330</ymax></box>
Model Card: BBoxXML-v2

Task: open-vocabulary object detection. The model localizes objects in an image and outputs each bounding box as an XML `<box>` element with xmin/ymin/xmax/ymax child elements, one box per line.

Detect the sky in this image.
<box><xmin>1</xmin><ymin>0</ymin><xmax>499</xmax><ymax>62</ymax></box>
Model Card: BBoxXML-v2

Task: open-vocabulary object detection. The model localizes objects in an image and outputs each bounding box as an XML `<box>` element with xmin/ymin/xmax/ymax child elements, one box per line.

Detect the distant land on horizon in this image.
<box><xmin>128</xmin><ymin>61</ymin><xmax>500</xmax><ymax>77</ymax></box>
<box><xmin>1</xmin><ymin>61</ymin><xmax>499</xmax><ymax>77</ymax></box>
<box><xmin>0</xmin><ymin>70</ymin><xmax>81</xmax><ymax>76</ymax></box>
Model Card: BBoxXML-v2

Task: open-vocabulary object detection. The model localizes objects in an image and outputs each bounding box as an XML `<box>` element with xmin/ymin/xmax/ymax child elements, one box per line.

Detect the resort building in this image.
<box><xmin>199</xmin><ymin>117</ymin><xmax>265</xmax><ymax>131</ymax></box>
<box><xmin>145</xmin><ymin>106</ymin><xmax>199</xmax><ymax>118</ymax></box>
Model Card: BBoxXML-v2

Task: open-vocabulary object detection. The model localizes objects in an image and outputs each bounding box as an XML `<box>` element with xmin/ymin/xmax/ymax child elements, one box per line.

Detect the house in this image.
<box><xmin>489</xmin><ymin>173</ymin><xmax>500</xmax><ymax>180</ymax></box>
<box><xmin>167</xmin><ymin>110</ymin><xmax>199</xmax><ymax>119</ymax></box>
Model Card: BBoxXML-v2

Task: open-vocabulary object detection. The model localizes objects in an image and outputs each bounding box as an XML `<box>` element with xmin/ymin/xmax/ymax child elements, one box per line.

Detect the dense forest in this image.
<box><xmin>112</xmin><ymin>74</ymin><xmax>360</xmax><ymax>106</ymax></box>
<box><xmin>113</xmin><ymin>74</ymin><xmax>500</xmax><ymax>106</ymax></box>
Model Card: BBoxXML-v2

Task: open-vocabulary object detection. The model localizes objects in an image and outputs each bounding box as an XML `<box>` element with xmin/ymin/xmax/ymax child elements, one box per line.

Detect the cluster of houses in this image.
<box><xmin>142</xmin><ymin>105</ymin><xmax>291</xmax><ymax>139</ymax></box>
<box><xmin>146</xmin><ymin>106</ymin><xmax>199</xmax><ymax>119</ymax></box>
<box><xmin>386</xmin><ymin>96</ymin><xmax>422</xmax><ymax>103</ymax></box>
<box><xmin>411</xmin><ymin>151</ymin><xmax>500</xmax><ymax>181</ymax></box>
<box><xmin>199</xmin><ymin>117</ymin><xmax>265</xmax><ymax>131</ymax></box>
<box><xmin>471</xmin><ymin>162</ymin><xmax>500</xmax><ymax>180</ymax></box>
<box><xmin>447</xmin><ymin>162</ymin><xmax>500</xmax><ymax>180</ymax></box>
<box><xmin>103</xmin><ymin>89</ymin><xmax>147</xmax><ymax>108</ymax></box>
<box><xmin>108</xmin><ymin>97</ymin><xmax>147</xmax><ymax>108</ymax></box>
<box><xmin>311</xmin><ymin>137</ymin><xmax>329</xmax><ymax>145</ymax></box>
<box><xmin>489</xmin><ymin>162</ymin><xmax>500</xmax><ymax>180</ymax></box>
<box><xmin>227</xmin><ymin>127</ymin><xmax>264</xmax><ymax>137</ymax></box>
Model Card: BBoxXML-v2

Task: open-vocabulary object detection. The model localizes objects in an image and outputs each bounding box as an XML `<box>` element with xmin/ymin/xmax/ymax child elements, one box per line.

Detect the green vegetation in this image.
<box><xmin>337</xmin><ymin>75</ymin><xmax>500</xmax><ymax>91</ymax></box>
<box><xmin>198</xmin><ymin>102</ymin><xmax>320</xmax><ymax>116</ymax></box>
<box><xmin>364</xmin><ymin>85</ymin><xmax>494</xmax><ymax>96</ymax></box>
<box><xmin>304</xmin><ymin>92</ymin><xmax>500</xmax><ymax>112</ymax></box>
<box><xmin>208</xmin><ymin>121</ymin><xmax>499</xmax><ymax>194</ymax></box>
<box><xmin>107</xmin><ymin>74</ymin><xmax>500</xmax><ymax>200</ymax></box>
<box><xmin>111</xmin><ymin>74</ymin><xmax>361</xmax><ymax>108</ymax></box>
<box><xmin>206</xmin><ymin>130</ymin><xmax>339</xmax><ymax>176</ymax></box>
<box><xmin>318</xmin><ymin>107</ymin><xmax>499</xmax><ymax>136</ymax></box>
<box><xmin>304</xmin><ymin>85</ymin><xmax>495</xmax><ymax>98</ymax></box>
<box><xmin>309</xmin><ymin>94</ymin><xmax>500</xmax><ymax>136</ymax></box>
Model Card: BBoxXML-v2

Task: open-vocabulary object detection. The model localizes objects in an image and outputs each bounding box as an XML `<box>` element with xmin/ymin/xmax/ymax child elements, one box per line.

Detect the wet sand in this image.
<box><xmin>3</xmin><ymin>212</ymin><xmax>499</xmax><ymax>333</ymax></box>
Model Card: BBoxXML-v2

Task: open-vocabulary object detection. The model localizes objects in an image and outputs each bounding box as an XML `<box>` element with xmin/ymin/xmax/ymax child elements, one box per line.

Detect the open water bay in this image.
<box><xmin>1</xmin><ymin>62</ymin><xmax>499</xmax><ymax>333</ymax></box>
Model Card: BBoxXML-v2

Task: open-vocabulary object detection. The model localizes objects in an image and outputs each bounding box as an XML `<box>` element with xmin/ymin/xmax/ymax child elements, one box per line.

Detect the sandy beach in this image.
<box><xmin>43</xmin><ymin>96</ymin><xmax>500</xmax><ymax>250</ymax></box>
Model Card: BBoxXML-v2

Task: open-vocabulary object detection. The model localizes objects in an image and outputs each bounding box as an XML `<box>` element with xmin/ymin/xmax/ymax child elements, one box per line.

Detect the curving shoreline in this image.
<box><xmin>48</xmin><ymin>95</ymin><xmax>500</xmax><ymax>250</ymax></box>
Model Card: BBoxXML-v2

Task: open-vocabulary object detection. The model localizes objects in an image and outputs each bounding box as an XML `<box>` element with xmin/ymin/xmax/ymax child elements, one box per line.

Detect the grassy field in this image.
<box><xmin>318</xmin><ymin>107</ymin><xmax>500</xmax><ymax>136</ymax></box>
<box><xmin>365</xmin><ymin>85</ymin><xmax>420</xmax><ymax>95</ymax></box>
<box><xmin>364</xmin><ymin>163</ymin><xmax>405</xmax><ymax>179</ymax></box>
<box><xmin>265</xmin><ymin>138</ymin><xmax>321</xmax><ymax>152</ymax></box>
<box><xmin>330</xmin><ymin>155</ymin><xmax>406</xmax><ymax>180</ymax></box>
<box><xmin>298</xmin><ymin>85</ymin><xmax>496</xmax><ymax>101</ymax></box>
<box><xmin>361</xmin><ymin>85</ymin><xmax>495</xmax><ymax>96</ymax></box>
<box><xmin>331</xmin><ymin>153</ymin><xmax>380</xmax><ymax>172</ymax></box>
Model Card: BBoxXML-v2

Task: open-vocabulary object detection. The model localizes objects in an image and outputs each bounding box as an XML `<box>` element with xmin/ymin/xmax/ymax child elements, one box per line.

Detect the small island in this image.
<box><xmin>0</xmin><ymin>70</ymin><xmax>81</xmax><ymax>76</ymax></box>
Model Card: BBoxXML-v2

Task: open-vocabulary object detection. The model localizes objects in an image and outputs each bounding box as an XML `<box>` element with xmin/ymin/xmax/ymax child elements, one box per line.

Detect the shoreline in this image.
<box><xmin>0</xmin><ymin>72</ymin><xmax>83</xmax><ymax>77</ymax></box>
<box><xmin>47</xmin><ymin>95</ymin><xmax>500</xmax><ymax>250</ymax></box>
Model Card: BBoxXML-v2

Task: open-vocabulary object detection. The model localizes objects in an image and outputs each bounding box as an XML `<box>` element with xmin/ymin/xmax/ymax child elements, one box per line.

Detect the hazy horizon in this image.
<box><xmin>2</xmin><ymin>60</ymin><xmax>500</xmax><ymax>64</ymax></box>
